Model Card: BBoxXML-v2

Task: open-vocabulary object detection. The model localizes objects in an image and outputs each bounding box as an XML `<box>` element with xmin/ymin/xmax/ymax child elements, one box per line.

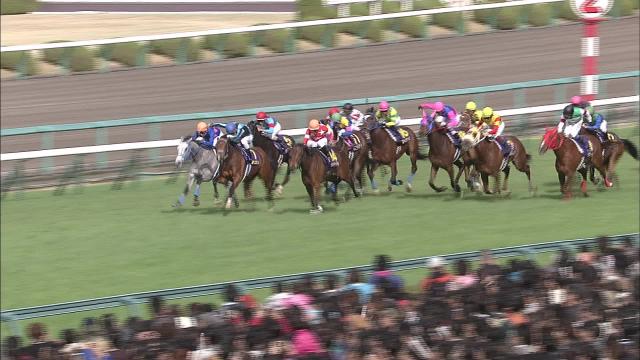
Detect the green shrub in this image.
<box><xmin>350</xmin><ymin>3</ymin><xmax>369</xmax><ymax>16</ymax></box>
<box><xmin>341</xmin><ymin>21</ymin><xmax>366</xmax><ymax>36</ymax></box>
<box><xmin>261</xmin><ymin>29</ymin><xmax>291</xmax><ymax>53</ymax></box>
<box><xmin>433</xmin><ymin>11</ymin><xmax>463</xmax><ymax>29</ymax></box>
<box><xmin>527</xmin><ymin>4</ymin><xmax>551</xmax><ymax>27</ymax></box>
<box><xmin>0</xmin><ymin>51</ymin><xmax>38</xmax><ymax>76</ymax></box>
<box><xmin>613</xmin><ymin>0</ymin><xmax>635</xmax><ymax>16</ymax></box>
<box><xmin>632</xmin><ymin>0</ymin><xmax>639</xmax><ymax>10</ymax></box>
<box><xmin>203</xmin><ymin>35</ymin><xmax>224</xmax><ymax>51</ymax></box>
<box><xmin>298</xmin><ymin>25</ymin><xmax>336</xmax><ymax>46</ymax></box>
<box><xmin>42</xmin><ymin>41</ymin><xmax>69</xmax><ymax>64</ymax></box>
<box><xmin>101</xmin><ymin>43</ymin><xmax>146</xmax><ymax>67</ymax></box>
<box><xmin>149</xmin><ymin>38</ymin><xmax>202</xmax><ymax>62</ymax></box>
<box><xmin>382</xmin><ymin>0</ymin><xmax>401</xmax><ymax>13</ymax></box>
<box><xmin>67</xmin><ymin>47</ymin><xmax>96</xmax><ymax>72</ymax></box>
<box><xmin>1</xmin><ymin>0</ymin><xmax>39</xmax><ymax>15</ymax></box>
<box><xmin>473</xmin><ymin>0</ymin><xmax>503</xmax><ymax>24</ymax></box>
<box><xmin>224</xmin><ymin>33</ymin><xmax>251</xmax><ymax>58</ymax></box>
<box><xmin>399</xmin><ymin>17</ymin><xmax>425</xmax><ymax>37</ymax></box>
<box><xmin>414</xmin><ymin>0</ymin><xmax>442</xmax><ymax>10</ymax></box>
<box><xmin>495</xmin><ymin>7</ymin><xmax>519</xmax><ymax>29</ymax></box>
<box><xmin>555</xmin><ymin>0</ymin><xmax>579</xmax><ymax>20</ymax></box>
<box><xmin>365</xmin><ymin>21</ymin><xmax>384</xmax><ymax>42</ymax></box>
<box><xmin>297</xmin><ymin>0</ymin><xmax>336</xmax><ymax>19</ymax></box>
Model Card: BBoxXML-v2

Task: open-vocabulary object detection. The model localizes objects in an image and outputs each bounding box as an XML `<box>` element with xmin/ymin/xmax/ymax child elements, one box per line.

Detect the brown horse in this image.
<box><xmin>247</xmin><ymin>121</ymin><xmax>296</xmax><ymax>195</ymax></box>
<box><xmin>332</xmin><ymin>130</ymin><xmax>369</xmax><ymax>195</ymax></box>
<box><xmin>418</xmin><ymin>122</ymin><xmax>468</xmax><ymax>193</ymax></box>
<box><xmin>461</xmin><ymin>134</ymin><xmax>534</xmax><ymax>195</ymax></box>
<box><xmin>215</xmin><ymin>137</ymin><xmax>276</xmax><ymax>209</ymax></box>
<box><xmin>363</xmin><ymin>109</ymin><xmax>426</xmax><ymax>192</ymax></box>
<box><xmin>289</xmin><ymin>144</ymin><xmax>359</xmax><ymax>214</ymax></box>
<box><xmin>580</xmin><ymin>129</ymin><xmax>639</xmax><ymax>187</ymax></box>
<box><xmin>539</xmin><ymin>128</ymin><xmax>597</xmax><ymax>199</ymax></box>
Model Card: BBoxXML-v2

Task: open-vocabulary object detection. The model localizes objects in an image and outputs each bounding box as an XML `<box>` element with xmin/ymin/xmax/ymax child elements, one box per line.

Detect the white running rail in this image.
<box><xmin>2</xmin><ymin>96</ymin><xmax>637</xmax><ymax>162</ymax></box>
<box><xmin>1</xmin><ymin>0</ymin><xmax>563</xmax><ymax>52</ymax></box>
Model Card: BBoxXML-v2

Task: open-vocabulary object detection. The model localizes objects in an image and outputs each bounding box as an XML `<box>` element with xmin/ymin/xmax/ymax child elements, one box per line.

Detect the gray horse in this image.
<box><xmin>173</xmin><ymin>137</ymin><xmax>225</xmax><ymax>207</ymax></box>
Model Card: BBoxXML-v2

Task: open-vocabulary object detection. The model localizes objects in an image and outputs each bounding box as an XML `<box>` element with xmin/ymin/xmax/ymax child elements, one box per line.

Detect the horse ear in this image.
<box><xmin>181</xmin><ymin>135</ymin><xmax>191</xmax><ymax>142</ymax></box>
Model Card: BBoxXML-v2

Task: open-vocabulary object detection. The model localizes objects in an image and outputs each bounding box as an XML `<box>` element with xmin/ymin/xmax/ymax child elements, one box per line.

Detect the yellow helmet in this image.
<box><xmin>308</xmin><ymin>119</ymin><xmax>320</xmax><ymax>130</ymax></box>
<box><xmin>474</xmin><ymin>110</ymin><xmax>483</xmax><ymax>120</ymax></box>
<box><xmin>340</xmin><ymin>117</ymin><xmax>349</xmax><ymax>128</ymax></box>
<box><xmin>196</xmin><ymin>121</ymin><xmax>208</xmax><ymax>132</ymax></box>
<box><xmin>465</xmin><ymin>101</ymin><xmax>477</xmax><ymax>111</ymax></box>
<box><xmin>482</xmin><ymin>107</ymin><xmax>493</xmax><ymax>118</ymax></box>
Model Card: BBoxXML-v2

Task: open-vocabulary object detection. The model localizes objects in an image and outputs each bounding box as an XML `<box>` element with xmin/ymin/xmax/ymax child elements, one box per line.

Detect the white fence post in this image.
<box><xmin>400</xmin><ymin>0</ymin><xmax>413</xmax><ymax>11</ymax></box>
<box><xmin>369</xmin><ymin>0</ymin><xmax>382</xmax><ymax>15</ymax></box>
<box><xmin>338</xmin><ymin>3</ymin><xmax>351</xmax><ymax>17</ymax></box>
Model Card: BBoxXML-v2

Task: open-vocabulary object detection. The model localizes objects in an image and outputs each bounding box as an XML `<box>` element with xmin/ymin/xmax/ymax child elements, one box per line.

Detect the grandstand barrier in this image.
<box><xmin>1</xmin><ymin>233</ymin><xmax>638</xmax><ymax>335</ymax></box>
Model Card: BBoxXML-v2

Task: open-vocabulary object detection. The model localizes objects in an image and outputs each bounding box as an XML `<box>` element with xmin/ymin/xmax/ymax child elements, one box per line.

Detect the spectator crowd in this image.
<box><xmin>3</xmin><ymin>236</ymin><xmax>639</xmax><ymax>360</ymax></box>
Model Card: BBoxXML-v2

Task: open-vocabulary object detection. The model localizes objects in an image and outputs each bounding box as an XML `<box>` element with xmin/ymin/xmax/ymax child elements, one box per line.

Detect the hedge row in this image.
<box><xmin>101</xmin><ymin>43</ymin><xmax>146</xmax><ymax>67</ymax></box>
<box><xmin>298</xmin><ymin>24</ymin><xmax>337</xmax><ymax>47</ymax></box>
<box><xmin>1</xmin><ymin>0</ymin><xmax>39</xmax><ymax>15</ymax></box>
<box><xmin>43</xmin><ymin>44</ymin><xmax>97</xmax><ymax>72</ymax></box>
<box><xmin>150</xmin><ymin>39</ymin><xmax>202</xmax><ymax>62</ymax></box>
<box><xmin>341</xmin><ymin>20</ymin><xmax>384</xmax><ymax>42</ymax></box>
<box><xmin>0</xmin><ymin>52</ymin><xmax>38</xmax><ymax>76</ymax></box>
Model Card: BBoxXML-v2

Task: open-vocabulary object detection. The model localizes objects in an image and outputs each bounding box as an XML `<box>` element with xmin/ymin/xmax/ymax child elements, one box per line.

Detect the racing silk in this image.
<box><xmin>583</xmin><ymin>112</ymin><xmax>607</xmax><ymax>133</ymax></box>
<box><xmin>420</xmin><ymin>103</ymin><xmax>458</xmax><ymax>128</ymax></box>
<box><xmin>259</xmin><ymin>116</ymin><xmax>282</xmax><ymax>140</ymax></box>
<box><xmin>224</xmin><ymin>123</ymin><xmax>251</xmax><ymax>145</ymax></box>
<box><xmin>342</xmin><ymin>108</ymin><xmax>365</xmax><ymax>128</ymax></box>
<box><xmin>191</xmin><ymin>127</ymin><xmax>221</xmax><ymax>150</ymax></box>
<box><xmin>304</xmin><ymin>124</ymin><xmax>333</xmax><ymax>145</ymax></box>
<box><xmin>558</xmin><ymin>106</ymin><xmax>585</xmax><ymax>138</ymax></box>
<box><xmin>484</xmin><ymin>113</ymin><xmax>504</xmax><ymax>136</ymax></box>
<box><xmin>337</xmin><ymin>116</ymin><xmax>360</xmax><ymax>137</ymax></box>
<box><xmin>375</xmin><ymin>107</ymin><xmax>401</xmax><ymax>127</ymax></box>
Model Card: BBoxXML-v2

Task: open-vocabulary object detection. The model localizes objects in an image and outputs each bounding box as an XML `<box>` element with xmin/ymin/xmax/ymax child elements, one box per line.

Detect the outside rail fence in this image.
<box><xmin>0</xmin><ymin>0</ymin><xmax>590</xmax><ymax>77</ymax></box>
<box><xmin>1</xmin><ymin>71</ymin><xmax>638</xmax><ymax>192</ymax></box>
<box><xmin>1</xmin><ymin>233</ymin><xmax>638</xmax><ymax>334</ymax></box>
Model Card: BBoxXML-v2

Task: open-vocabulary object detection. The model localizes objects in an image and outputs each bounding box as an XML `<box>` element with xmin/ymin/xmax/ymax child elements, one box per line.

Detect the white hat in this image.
<box><xmin>427</xmin><ymin>256</ymin><xmax>447</xmax><ymax>268</ymax></box>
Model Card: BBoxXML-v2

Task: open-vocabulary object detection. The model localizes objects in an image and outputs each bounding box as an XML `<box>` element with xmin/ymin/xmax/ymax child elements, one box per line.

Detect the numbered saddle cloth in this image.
<box><xmin>314</xmin><ymin>148</ymin><xmax>339</xmax><ymax>168</ymax></box>
<box><xmin>385</xmin><ymin>126</ymin><xmax>410</xmax><ymax>144</ymax></box>
<box><xmin>238</xmin><ymin>146</ymin><xmax>260</xmax><ymax>166</ymax></box>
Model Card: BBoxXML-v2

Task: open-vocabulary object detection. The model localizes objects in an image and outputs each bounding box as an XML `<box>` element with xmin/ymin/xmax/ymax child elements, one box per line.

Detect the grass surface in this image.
<box><xmin>2</xmin><ymin>128</ymin><xmax>638</xmax><ymax>312</ymax></box>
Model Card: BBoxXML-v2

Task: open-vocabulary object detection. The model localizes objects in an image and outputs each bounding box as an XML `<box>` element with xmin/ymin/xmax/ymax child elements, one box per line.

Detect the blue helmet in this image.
<box><xmin>225</xmin><ymin>122</ymin><xmax>237</xmax><ymax>134</ymax></box>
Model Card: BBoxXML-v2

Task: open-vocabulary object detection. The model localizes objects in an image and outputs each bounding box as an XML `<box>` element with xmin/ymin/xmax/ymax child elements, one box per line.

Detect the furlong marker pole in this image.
<box><xmin>581</xmin><ymin>18</ymin><xmax>600</xmax><ymax>101</ymax></box>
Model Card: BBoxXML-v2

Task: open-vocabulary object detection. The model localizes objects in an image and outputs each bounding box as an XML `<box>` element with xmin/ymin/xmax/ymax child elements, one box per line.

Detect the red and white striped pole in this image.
<box><xmin>581</xmin><ymin>19</ymin><xmax>600</xmax><ymax>102</ymax></box>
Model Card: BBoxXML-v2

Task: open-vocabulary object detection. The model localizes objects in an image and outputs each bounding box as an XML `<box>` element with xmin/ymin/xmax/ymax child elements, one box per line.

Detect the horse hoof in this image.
<box><xmin>605</xmin><ymin>179</ymin><xmax>613</xmax><ymax>188</ymax></box>
<box><xmin>275</xmin><ymin>184</ymin><xmax>284</xmax><ymax>196</ymax></box>
<box><xmin>453</xmin><ymin>185</ymin><xmax>461</xmax><ymax>193</ymax></box>
<box><xmin>434</xmin><ymin>187</ymin><xmax>447</xmax><ymax>193</ymax></box>
<box><xmin>387</xmin><ymin>185</ymin><xmax>393</xmax><ymax>192</ymax></box>
<box><xmin>371</xmin><ymin>188</ymin><xmax>380</xmax><ymax>195</ymax></box>
<box><xmin>192</xmin><ymin>200</ymin><xmax>200</xmax><ymax>207</ymax></box>
<box><xmin>225</xmin><ymin>199</ymin><xmax>233</xmax><ymax>209</ymax></box>
<box><xmin>405</xmin><ymin>184</ymin><xmax>413</xmax><ymax>193</ymax></box>
<box><xmin>172</xmin><ymin>202</ymin><xmax>182</xmax><ymax>208</ymax></box>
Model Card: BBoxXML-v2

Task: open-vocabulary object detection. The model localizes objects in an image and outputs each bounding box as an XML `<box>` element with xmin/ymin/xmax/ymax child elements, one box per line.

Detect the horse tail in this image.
<box><xmin>621</xmin><ymin>139</ymin><xmax>639</xmax><ymax>160</ymax></box>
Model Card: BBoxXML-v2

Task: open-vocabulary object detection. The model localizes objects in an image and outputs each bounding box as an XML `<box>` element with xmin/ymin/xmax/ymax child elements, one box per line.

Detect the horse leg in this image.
<box><xmin>502</xmin><ymin>165</ymin><xmax>511</xmax><ymax>193</ymax></box>
<box><xmin>482</xmin><ymin>173</ymin><xmax>492</xmax><ymax>194</ymax></box>
<box><xmin>406</xmin><ymin>148</ymin><xmax>418</xmax><ymax>193</ymax></box>
<box><xmin>192</xmin><ymin>181</ymin><xmax>201</xmax><ymax>207</ymax></box>
<box><xmin>493</xmin><ymin>173</ymin><xmax>501</xmax><ymax>195</ymax></box>
<box><xmin>368</xmin><ymin>161</ymin><xmax>381</xmax><ymax>193</ymax></box>
<box><xmin>561</xmin><ymin>172</ymin><xmax>573</xmax><ymax>200</ymax></box>
<box><xmin>275</xmin><ymin>164</ymin><xmax>291</xmax><ymax>196</ymax></box>
<box><xmin>212</xmin><ymin>182</ymin><xmax>221</xmax><ymax>204</ymax></box>
<box><xmin>243</xmin><ymin>179</ymin><xmax>254</xmax><ymax>200</ymax></box>
<box><xmin>225</xmin><ymin>179</ymin><xmax>239</xmax><ymax>209</ymax></box>
<box><xmin>388</xmin><ymin>160</ymin><xmax>401</xmax><ymax>191</ymax></box>
<box><xmin>429</xmin><ymin>165</ymin><xmax>447</xmax><ymax>193</ymax></box>
<box><xmin>445</xmin><ymin>165</ymin><xmax>460</xmax><ymax>193</ymax></box>
<box><xmin>578</xmin><ymin>168</ymin><xmax>589</xmax><ymax>197</ymax></box>
<box><xmin>174</xmin><ymin>173</ymin><xmax>195</xmax><ymax>207</ymax></box>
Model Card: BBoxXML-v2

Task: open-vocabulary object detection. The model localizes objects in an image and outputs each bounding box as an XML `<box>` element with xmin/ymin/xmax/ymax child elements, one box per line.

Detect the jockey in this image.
<box><xmin>376</xmin><ymin>101</ymin><xmax>407</xmax><ymax>143</ymax></box>
<box><xmin>331</xmin><ymin>112</ymin><xmax>359</xmax><ymax>148</ymax></box>
<box><xmin>323</xmin><ymin>107</ymin><xmax>340</xmax><ymax>138</ymax></box>
<box><xmin>571</xmin><ymin>95</ymin><xmax>595</xmax><ymax>122</ymax></box>
<box><xmin>192</xmin><ymin>121</ymin><xmax>222</xmax><ymax>150</ymax></box>
<box><xmin>341</xmin><ymin>103</ymin><xmax>365</xmax><ymax>128</ymax></box>
<box><xmin>304</xmin><ymin>119</ymin><xmax>338</xmax><ymax>167</ymax></box>
<box><xmin>419</xmin><ymin>101</ymin><xmax>459</xmax><ymax>132</ymax></box>
<box><xmin>558</xmin><ymin>104</ymin><xmax>591</xmax><ymax>156</ymax></box>
<box><xmin>479</xmin><ymin>107</ymin><xmax>511</xmax><ymax>157</ymax></box>
<box><xmin>255</xmin><ymin>111</ymin><xmax>282</xmax><ymax>141</ymax></box>
<box><xmin>572</xmin><ymin>96</ymin><xmax>609</xmax><ymax>143</ymax></box>
<box><xmin>215</xmin><ymin>122</ymin><xmax>253</xmax><ymax>150</ymax></box>
<box><xmin>459</xmin><ymin>101</ymin><xmax>479</xmax><ymax>135</ymax></box>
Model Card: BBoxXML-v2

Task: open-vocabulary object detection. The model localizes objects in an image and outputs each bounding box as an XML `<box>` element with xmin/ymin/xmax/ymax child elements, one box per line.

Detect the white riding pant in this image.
<box><xmin>307</xmin><ymin>138</ymin><xmax>328</xmax><ymax>148</ymax></box>
<box><xmin>269</xmin><ymin>123</ymin><xmax>282</xmax><ymax>140</ymax></box>
<box><xmin>558</xmin><ymin>120</ymin><xmax>583</xmax><ymax>138</ymax></box>
<box><xmin>599</xmin><ymin>120</ymin><xmax>608</xmax><ymax>133</ymax></box>
<box><xmin>240</xmin><ymin>135</ymin><xmax>254</xmax><ymax>149</ymax></box>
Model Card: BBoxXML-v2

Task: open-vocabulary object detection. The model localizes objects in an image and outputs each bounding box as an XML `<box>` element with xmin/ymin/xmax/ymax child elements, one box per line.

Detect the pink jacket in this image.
<box><xmin>292</xmin><ymin>329</ymin><xmax>323</xmax><ymax>355</ymax></box>
<box><xmin>420</xmin><ymin>103</ymin><xmax>458</xmax><ymax>128</ymax></box>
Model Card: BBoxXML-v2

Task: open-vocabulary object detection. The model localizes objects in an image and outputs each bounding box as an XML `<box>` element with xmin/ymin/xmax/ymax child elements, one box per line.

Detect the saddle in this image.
<box><xmin>570</xmin><ymin>136</ymin><xmax>592</xmax><ymax>169</ymax></box>
<box><xmin>274</xmin><ymin>136</ymin><xmax>293</xmax><ymax>155</ymax></box>
<box><xmin>384</xmin><ymin>126</ymin><xmax>410</xmax><ymax>145</ymax></box>
<box><xmin>489</xmin><ymin>137</ymin><xmax>515</xmax><ymax>171</ymax></box>
<box><xmin>236</xmin><ymin>145</ymin><xmax>260</xmax><ymax>166</ymax></box>
<box><xmin>312</xmin><ymin>147</ymin><xmax>339</xmax><ymax>168</ymax></box>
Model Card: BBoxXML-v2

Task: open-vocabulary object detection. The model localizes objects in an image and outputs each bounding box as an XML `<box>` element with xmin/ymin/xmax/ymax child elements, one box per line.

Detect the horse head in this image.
<box><xmin>215</xmin><ymin>136</ymin><xmax>230</xmax><ymax>163</ymax></box>
<box><xmin>540</xmin><ymin>127</ymin><xmax>561</xmax><ymax>155</ymax></box>
<box><xmin>288</xmin><ymin>144</ymin><xmax>304</xmax><ymax>169</ymax></box>
<box><xmin>175</xmin><ymin>136</ymin><xmax>193</xmax><ymax>168</ymax></box>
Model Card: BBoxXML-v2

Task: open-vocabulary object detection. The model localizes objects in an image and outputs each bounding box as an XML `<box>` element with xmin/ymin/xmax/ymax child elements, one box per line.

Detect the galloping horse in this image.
<box><xmin>363</xmin><ymin>108</ymin><xmax>426</xmax><ymax>192</ymax></box>
<box><xmin>332</xmin><ymin>131</ymin><xmax>369</xmax><ymax>194</ymax></box>
<box><xmin>289</xmin><ymin>144</ymin><xmax>359</xmax><ymax>214</ymax></box>
<box><xmin>247</xmin><ymin>121</ymin><xmax>295</xmax><ymax>195</ymax></box>
<box><xmin>173</xmin><ymin>137</ymin><xmax>221</xmax><ymax>207</ymax></box>
<box><xmin>461</xmin><ymin>134</ymin><xmax>534</xmax><ymax>195</ymax></box>
<box><xmin>539</xmin><ymin>128</ymin><xmax>606</xmax><ymax>198</ymax></box>
<box><xmin>215</xmin><ymin>137</ymin><xmax>277</xmax><ymax>209</ymax></box>
<box><xmin>580</xmin><ymin>129</ymin><xmax>639</xmax><ymax>186</ymax></box>
<box><xmin>418</xmin><ymin>122</ymin><xmax>468</xmax><ymax>193</ymax></box>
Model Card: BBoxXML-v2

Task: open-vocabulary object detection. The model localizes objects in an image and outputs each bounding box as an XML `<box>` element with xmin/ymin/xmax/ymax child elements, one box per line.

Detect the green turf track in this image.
<box><xmin>2</xmin><ymin>127</ymin><xmax>639</xmax><ymax>312</ymax></box>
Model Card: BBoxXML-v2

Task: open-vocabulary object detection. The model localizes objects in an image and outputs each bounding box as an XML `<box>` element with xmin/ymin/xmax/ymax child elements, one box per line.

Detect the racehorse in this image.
<box><xmin>215</xmin><ymin>137</ymin><xmax>277</xmax><ymax>209</ymax></box>
<box><xmin>580</xmin><ymin>129</ymin><xmax>639</xmax><ymax>186</ymax></box>
<box><xmin>362</xmin><ymin>108</ymin><xmax>426</xmax><ymax>192</ymax></box>
<box><xmin>418</xmin><ymin>122</ymin><xmax>468</xmax><ymax>193</ymax></box>
<box><xmin>247</xmin><ymin>121</ymin><xmax>295</xmax><ymax>195</ymax></box>
<box><xmin>539</xmin><ymin>128</ymin><xmax>606</xmax><ymax>199</ymax></box>
<box><xmin>461</xmin><ymin>134</ymin><xmax>534</xmax><ymax>195</ymax></box>
<box><xmin>289</xmin><ymin>143</ymin><xmax>359</xmax><ymax>214</ymax></box>
<box><xmin>329</xmin><ymin>124</ymin><xmax>370</xmax><ymax>195</ymax></box>
<box><xmin>173</xmin><ymin>137</ymin><xmax>221</xmax><ymax>207</ymax></box>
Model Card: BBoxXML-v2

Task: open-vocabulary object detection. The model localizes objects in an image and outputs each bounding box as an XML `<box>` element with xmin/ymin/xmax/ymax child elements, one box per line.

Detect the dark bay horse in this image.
<box><xmin>289</xmin><ymin>144</ymin><xmax>359</xmax><ymax>214</ymax></box>
<box><xmin>418</xmin><ymin>123</ymin><xmax>468</xmax><ymax>193</ymax></box>
<box><xmin>461</xmin><ymin>134</ymin><xmax>534</xmax><ymax>195</ymax></box>
<box><xmin>330</xmin><ymin>127</ymin><xmax>370</xmax><ymax>195</ymax></box>
<box><xmin>580</xmin><ymin>128</ymin><xmax>639</xmax><ymax>187</ymax></box>
<box><xmin>215</xmin><ymin>137</ymin><xmax>276</xmax><ymax>209</ymax></box>
<box><xmin>247</xmin><ymin>121</ymin><xmax>295</xmax><ymax>195</ymax></box>
<box><xmin>363</xmin><ymin>109</ymin><xmax>426</xmax><ymax>192</ymax></box>
<box><xmin>173</xmin><ymin>137</ymin><xmax>221</xmax><ymax>207</ymax></box>
<box><xmin>540</xmin><ymin>128</ymin><xmax>596</xmax><ymax>199</ymax></box>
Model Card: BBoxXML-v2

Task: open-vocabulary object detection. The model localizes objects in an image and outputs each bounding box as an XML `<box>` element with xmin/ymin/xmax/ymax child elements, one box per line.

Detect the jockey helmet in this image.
<box><xmin>196</xmin><ymin>121</ymin><xmax>208</xmax><ymax>133</ymax></box>
<box><xmin>308</xmin><ymin>119</ymin><xmax>320</xmax><ymax>130</ymax></box>
<box><xmin>465</xmin><ymin>101</ymin><xmax>477</xmax><ymax>111</ymax></box>
<box><xmin>256</xmin><ymin>112</ymin><xmax>268</xmax><ymax>121</ymax></box>
<box><xmin>225</xmin><ymin>123</ymin><xmax>237</xmax><ymax>134</ymax></box>
<box><xmin>562</xmin><ymin>105</ymin><xmax>575</xmax><ymax>119</ymax></box>
<box><xmin>340</xmin><ymin>117</ymin><xmax>350</xmax><ymax>128</ymax></box>
<box><xmin>434</xmin><ymin>102</ymin><xmax>444</xmax><ymax>112</ymax></box>
<box><xmin>571</xmin><ymin>95</ymin><xmax>582</xmax><ymax>105</ymax></box>
<box><xmin>330</xmin><ymin>113</ymin><xmax>342</xmax><ymax>123</ymax></box>
<box><xmin>328</xmin><ymin>107</ymin><xmax>340</xmax><ymax>116</ymax></box>
<box><xmin>482</xmin><ymin>107</ymin><xmax>493</xmax><ymax>119</ymax></box>
<box><xmin>379</xmin><ymin>101</ymin><xmax>389</xmax><ymax>112</ymax></box>
<box><xmin>342</xmin><ymin>103</ymin><xmax>354</xmax><ymax>112</ymax></box>
<box><xmin>475</xmin><ymin>110</ymin><xmax>483</xmax><ymax>121</ymax></box>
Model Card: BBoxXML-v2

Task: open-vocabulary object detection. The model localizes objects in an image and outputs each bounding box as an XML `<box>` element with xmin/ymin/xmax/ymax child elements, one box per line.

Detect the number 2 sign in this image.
<box><xmin>571</xmin><ymin>0</ymin><xmax>613</xmax><ymax>19</ymax></box>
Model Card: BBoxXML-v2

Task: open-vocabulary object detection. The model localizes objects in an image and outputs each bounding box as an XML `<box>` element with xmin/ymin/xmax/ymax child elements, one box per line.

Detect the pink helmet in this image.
<box><xmin>571</xmin><ymin>96</ymin><xmax>582</xmax><ymax>105</ymax></box>
<box><xmin>379</xmin><ymin>101</ymin><xmax>389</xmax><ymax>112</ymax></box>
<box><xmin>434</xmin><ymin>101</ymin><xmax>444</xmax><ymax>112</ymax></box>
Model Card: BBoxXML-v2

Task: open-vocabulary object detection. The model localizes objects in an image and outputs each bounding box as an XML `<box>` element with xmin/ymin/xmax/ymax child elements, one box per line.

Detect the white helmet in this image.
<box><xmin>427</xmin><ymin>256</ymin><xmax>447</xmax><ymax>268</ymax></box>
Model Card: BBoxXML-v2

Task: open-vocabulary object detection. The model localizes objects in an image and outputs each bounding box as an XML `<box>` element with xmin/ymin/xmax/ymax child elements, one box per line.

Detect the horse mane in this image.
<box><xmin>542</xmin><ymin>128</ymin><xmax>563</xmax><ymax>150</ymax></box>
